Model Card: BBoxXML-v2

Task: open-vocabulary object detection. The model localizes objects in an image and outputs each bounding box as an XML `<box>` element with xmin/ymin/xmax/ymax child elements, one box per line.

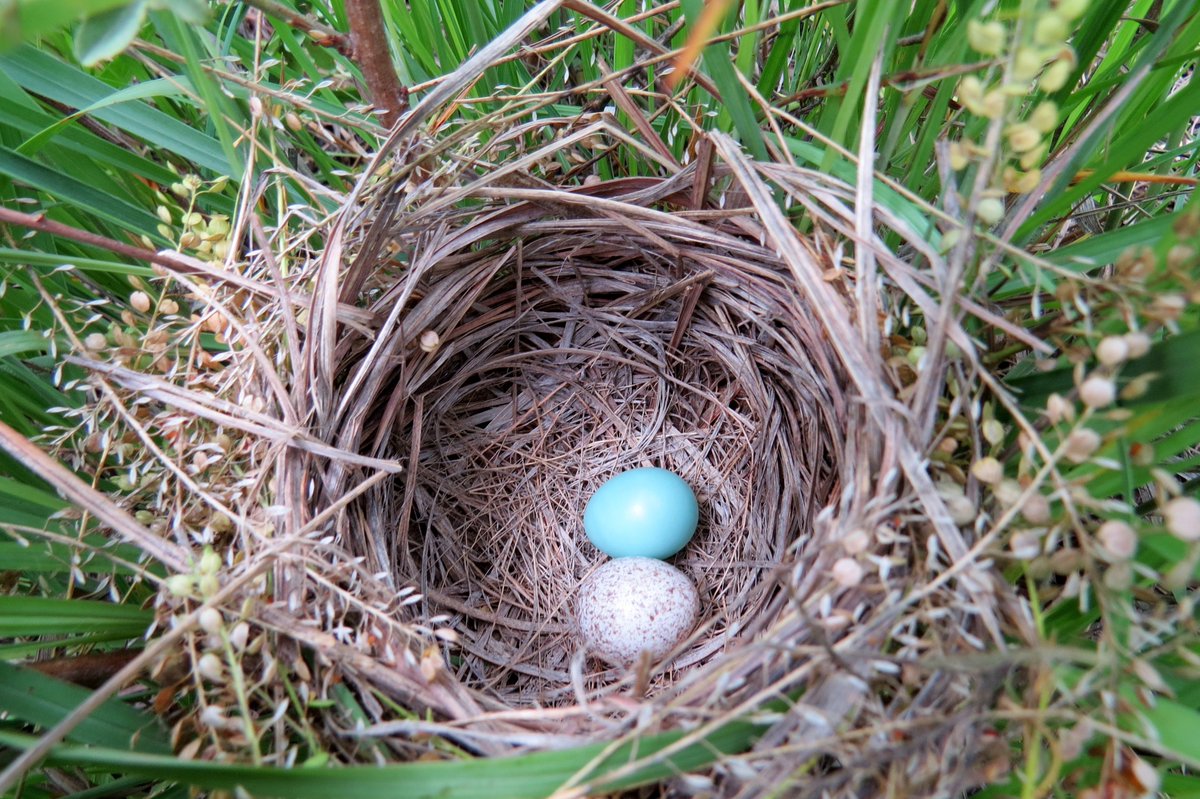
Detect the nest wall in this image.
<box><xmin>335</xmin><ymin>196</ymin><xmax>847</xmax><ymax>704</ymax></box>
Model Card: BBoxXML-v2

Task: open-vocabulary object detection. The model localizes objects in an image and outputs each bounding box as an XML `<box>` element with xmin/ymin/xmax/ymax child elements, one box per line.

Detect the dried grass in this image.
<box><xmin>45</xmin><ymin>4</ymin><xmax>1036</xmax><ymax>794</ymax></box>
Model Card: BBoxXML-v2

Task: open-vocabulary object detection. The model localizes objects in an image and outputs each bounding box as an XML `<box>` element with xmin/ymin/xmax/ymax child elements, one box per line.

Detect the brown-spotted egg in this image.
<box><xmin>575</xmin><ymin>557</ymin><xmax>699</xmax><ymax>664</ymax></box>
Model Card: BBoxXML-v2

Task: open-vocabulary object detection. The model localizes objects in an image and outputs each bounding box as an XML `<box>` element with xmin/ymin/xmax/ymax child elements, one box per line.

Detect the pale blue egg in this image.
<box><xmin>584</xmin><ymin>467</ymin><xmax>699</xmax><ymax>559</ymax></box>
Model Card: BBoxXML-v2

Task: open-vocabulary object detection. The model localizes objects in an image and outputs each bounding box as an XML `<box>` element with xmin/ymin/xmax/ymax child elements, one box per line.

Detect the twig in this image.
<box><xmin>240</xmin><ymin>0</ymin><xmax>352</xmax><ymax>56</ymax></box>
<box><xmin>344</xmin><ymin>0</ymin><xmax>409</xmax><ymax>127</ymax></box>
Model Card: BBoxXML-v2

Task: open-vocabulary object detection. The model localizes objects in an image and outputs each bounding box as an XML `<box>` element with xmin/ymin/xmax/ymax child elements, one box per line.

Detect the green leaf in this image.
<box><xmin>74</xmin><ymin>0</ymin><xmax>147</xmax><ymax>66</ymax></box>
<box><xmin>0</xmin><ymin>143</ymin><xmax>163</xmax><ymax>236</ymax></box>
<box><xmin>1008</xmin><ymin>329</ymin><xmax>1200</xmax><ymax>411</ymax></box>
<box><xmin>0</xmin><ymin>717</ymin><xmax>764</xmax><ymax>799</ymax></box>
<box><xmin>158</xmin><ymin>0</ymin><xmax>206</xmax><ymax>25</ymax></box>
<box><xmin>0</xmin><ymin>661</ymin><xmax>170</xmax><ymax>754</ymax></box>
<box><xmin>4</xmin><ymin>0</ymin><xmax>135</xmax><ymax>44</ymax></box>
<box><xmin>0</xmin><ymin>596</ymin><xmax>153</xmax><ymax>637</ymax></box>
<box><xmin>0</xmin><ymin>45</ymin><xmax>229</xmax><ymax>174</ymax></box>
<box><xmin>0</xmin><ymin>329</ymin><xmax>53</xmax><ymax>358</ymax></box>
<box><xmin>17</xmin><ymin>77</ymin><xmax>186</xmax><ymax>156</ymax></box>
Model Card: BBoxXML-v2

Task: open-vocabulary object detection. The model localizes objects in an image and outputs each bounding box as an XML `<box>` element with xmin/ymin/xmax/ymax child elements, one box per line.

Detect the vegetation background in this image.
<box><xmin>0</xmin><ymin>0</ymin><xmax>1198</xmax><ymax>797</ymax></box>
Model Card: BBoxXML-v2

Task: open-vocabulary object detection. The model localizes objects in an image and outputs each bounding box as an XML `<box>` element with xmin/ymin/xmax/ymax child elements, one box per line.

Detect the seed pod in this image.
<box><xmin>832</xmin><ymin>557</ymin><xmax>864</xmax><ymax>587</ymax></box>
<box><xmin>1096</xmin><ymin>520</ymin><xmax>1137</xmax><ymax>560</ymax></box>
<box><xmin>1164</xmin><ymin>497</ymin><xmax>1200</xmax><ymax>541</ymax></box>
<box><xmin>1079</xmin><ymin>375</ymin><xmax>1116</xmax><ymax>408</ymax></box>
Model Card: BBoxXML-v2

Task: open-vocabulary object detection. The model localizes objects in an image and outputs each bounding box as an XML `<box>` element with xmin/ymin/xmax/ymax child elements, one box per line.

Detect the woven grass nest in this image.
<box><xmin>197</xmin><ymin>31</ymin><xmax>1021</xmax><ymax>796</ymax></box>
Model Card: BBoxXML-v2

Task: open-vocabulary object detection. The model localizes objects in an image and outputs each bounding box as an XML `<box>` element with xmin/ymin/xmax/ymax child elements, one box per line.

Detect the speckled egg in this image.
<box><xmin>575</xmin><ymin>557</ymin><xmax>700</xmax><ymax>664</ymax></box>
<box><xmin>583</xmin><ymin>467</ymin><xmax>699</xmax><ymax>559</ymax></box>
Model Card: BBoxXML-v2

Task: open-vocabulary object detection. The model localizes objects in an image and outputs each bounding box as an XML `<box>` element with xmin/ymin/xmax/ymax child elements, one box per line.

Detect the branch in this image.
<box><xmin>344</xmin><ymin>0</ymin><xmax>409</xmax><ymax>128</ymax></box>
<box><xmin>241</xmin><ymin>0</ymin><xmax>353</xmax><ymax>56</ymax></box>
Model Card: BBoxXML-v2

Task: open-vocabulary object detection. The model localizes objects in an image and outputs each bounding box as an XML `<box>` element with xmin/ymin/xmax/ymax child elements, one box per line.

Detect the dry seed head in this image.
<box><xmin>958</xmin><ymin>76</ymin><xmax>985</xmax><ymax>113</ymax></box>
<box><xmin>130</xmin><ymin>291</ymin><xmax>152</xmax><ymax>313</ymax></box>
<box><xmin>1129</xmin><ymin>756</ymin><xmax>1160</xmax><ymax>796</ymax></box>
<box><xmin>1063</xmin><ymin>428</ymin><xmax>1101</xmax><ymax>463</ymax></box>
<box><xmin>1046</xmin><ymin>392</ymin><xmax>1073</xmax><ymax>424</ymax></box>
<box><xmin>842</xmin><ymin>528</ymin><xmax>871</xmax><ymax>555</ymax></box>
<box><xmin>1167</xmin><ymin>243</ymin><xmax>1196</xmax><ymax>270</ymax></box>
<box><xmin>1021</xmin><ymin>492</ymin><xmax>1052</xmax><ymax>524</ymax></box>
<box><xmin>967</xmin><ymin>19</ymin><xmax>1007</xmax><ymax>55</ymax></box>
<box><xmin>1095</xmin><ymin>335</ymin><xmax>1129</xmax><ymax>366</ymax></box>
<box><xmin>1164</xmin><ymin>497</ymin><xmax>1200</xmax><ymax>541</ymax></box>
<box><xmin>995</xmin><ymin>478</ymin><xmax>1023</xmax><ymax>507</ymax></box>
<box><xmin>1010</xmin><ymin>530</ymin><xmax>1041</xmax><ymax>560</ymax></box>
<box><xmin>1096</xmin><ymin>520</ymin><xmax>1137</xmax><ymax>561</ymax></box>
<box><xmin>1148</xmin><ymin>294</ymin><xmax>1185</xmax><ymax>323</ymax></box>
<box><xmin>156</xmin><ymin>205</ymin><xmax>172</xmax><ymax>225</ymax></box>
<box><xmin>947</xmin><ymin>494</ymin><xmax>978</xmax><ymax>526</ymax></box>
<box><xmin>212</xmin><ymin>240</ymin><xmax>231</xmax><ymax>261</ymax></box>
<box><xmin>1124</xmin><ymin>331</ymin><xmax>1151</xmax><ymax>359</ymax></box>
<box><xmin>285</xmin><ymin>111</ymin><xmax>302</xmax><ymax>131</ymax></box>
<box><xmin>160</xmin><ymin>298</ymin><xmax>180</xmax><ymax>315</ymax></box>
<box><xmin>1003</xmin><ymin>167</ymin><xmax>1041</xmax><ymax>194</ymax></box>
<box><xmin>1034</xmin><ymin>13</ymin><xmax>1069</xmax><ymax>46</ymax></box>
<box><xmin>831</xmin><ymin>557</ymin><xmax>864</xmax><ymax>587</ymax></box>
<box><xmin>1079</xmin><ymin>374</ymin><xmax>1116</xmax><ymax>408</ymax></box>
<box><xmin>84</xmin><ymin>332</ymin><xmax>108</xmax><ymax>351</ymax></box>
<box><xmin>419</xmin><ymin>330</ymin><xmax>441</xmax><ymax>353</ymax></box>
<box><xmin>971</xmin><ymin>456</ymin><xmax>1004</xmax><ymax>484</ymax></box>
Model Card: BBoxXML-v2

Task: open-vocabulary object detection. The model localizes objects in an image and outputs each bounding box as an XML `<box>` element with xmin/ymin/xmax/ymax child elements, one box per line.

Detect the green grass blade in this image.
<box><xmin>0</xmin><ymin>717</ymin><xmax>763</xmax><ymax>799</ymax></box>
<box><xmin>0</xmin><ymin>44</ymin><xmax>228</xmax><ymax>174</ymax></box>
<box><xmin>0</xmin><ymin>143</ymin><xmax>162</xmax><ymax>236</ymax></box>
<box><xmin>0</xmin><ymin>596</ymin><xmax>153</xmax><ymax>637</ymax></box>
<box><xmin>0</xmin><ymin>661</ymin><xmax>170</xmax><ymax>754</ymax></box>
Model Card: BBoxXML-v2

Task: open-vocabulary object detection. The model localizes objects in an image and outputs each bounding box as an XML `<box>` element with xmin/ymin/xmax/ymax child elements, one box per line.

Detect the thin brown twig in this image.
<box><xmin>344</xmin><ymin>0</ymin><xmax>408</xmax><ymax>128</ymax></box>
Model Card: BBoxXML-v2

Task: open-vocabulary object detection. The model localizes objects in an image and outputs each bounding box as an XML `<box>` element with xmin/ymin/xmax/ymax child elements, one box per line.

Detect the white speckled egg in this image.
<box><xmin>575</xmin><ymin>557</ymin><xmax>699</xmax><ymax>665</ymax></box>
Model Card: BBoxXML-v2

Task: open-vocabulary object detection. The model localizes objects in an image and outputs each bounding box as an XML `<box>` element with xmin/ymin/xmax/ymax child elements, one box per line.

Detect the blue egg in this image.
<box><xmin>584</xmin><ymin>467</ymin><xmax>699</xmax><ymax>559</ymax></box>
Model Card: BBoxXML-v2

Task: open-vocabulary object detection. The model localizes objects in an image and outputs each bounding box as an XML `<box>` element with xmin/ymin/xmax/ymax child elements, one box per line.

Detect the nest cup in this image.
<box><xmin>332</xmin><ymin>173</ymin><xmax>846</xmax><ymax>706</ymax></box>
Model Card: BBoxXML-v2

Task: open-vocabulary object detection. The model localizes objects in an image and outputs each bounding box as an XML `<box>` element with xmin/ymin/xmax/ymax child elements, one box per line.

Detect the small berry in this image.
<box><xmin>198</xmin><ymin>607</ymin><xmax>223</xmax><ymax>635</ymax></box>
<box><xmin>197</xmin><ymin>653</ymin><xmax>224</xmax><ymax>682</ymax></box>
<box><xmin>1040</xmin><ymin>59</ymin><xmax>1073</xmax><ymax>92</ymax></box>
<box><xmin>977</xmin><ymin>198</ymin><xmax>1005</xmax><ymax>225</ymax></box>
<box><xmin>1096</xmin><ymin>520</ymin><xmax>1137</xmax><ymax>560</ymax></box>
<box><xmin>971</xmin><ymin>457</ymin><xmax>1004</xmax><ymax>484</ymax></box>
<box><xmin>1063</xmin><ymin>428</ymin><xmax>1101</xmax><ymax>463</ymax></box>
<box><xmin>967</xmin><ymin>19</ymin><xmax>1006</xmax><ymax>56</ymax></box>
<box><xmin>1079</xmin><ymin>374</ymin><xmax>1116</xmax><ymax>408</ymax></box>
<box><xmin>1095</xmin><ymin>336</ymin><xmax>1129</xmax><ymax>366</ymax></box>
<box><xmin>1034</xmin><ymin>13</ymin><xmax>1069</xmax><ymax>46</ymax></box>
<box><xmin>832</xmin><ymin>557</ymin><xmax>864</xmax><ymax>587</ymax></box>
<box><xmin>1124</xmin><ymin>331</ymin><xmax>1151</xmax><ymax>359</ymax></box>
<box><xmin>1163</xmin><ymin>497</ymin><xmax>1200</xmax><ymax>541</ymax></box>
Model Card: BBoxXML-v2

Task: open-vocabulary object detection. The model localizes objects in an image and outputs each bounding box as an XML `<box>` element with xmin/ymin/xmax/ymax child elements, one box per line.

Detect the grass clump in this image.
<box><xmin>0</xmin><ymin>1</ymin><xmax>1198</xmax><ymax>797</ymax></box>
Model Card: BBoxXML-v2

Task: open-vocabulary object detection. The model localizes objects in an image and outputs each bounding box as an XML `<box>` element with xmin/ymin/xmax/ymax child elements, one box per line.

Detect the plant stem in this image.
<box><xmin>343</xmin><ymin>0</ymin><xmax>408</xmax><ymax>128</ymax></box>
<box><xmin>240</xmin><ymin>0</ymin><xmax>352</xmax><ymax>56</ymax></box>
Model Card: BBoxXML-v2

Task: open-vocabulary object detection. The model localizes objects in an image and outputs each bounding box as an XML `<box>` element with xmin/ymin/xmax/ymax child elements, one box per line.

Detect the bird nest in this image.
<box><xmin>93</xmin><ymin>21</ymin><xmax>1023</xmax><ymax>795</ymax></box>
<box><xmin>327</xmin><ymin>173</ymin><xmax>844</xmax><ymax>706</ymax></box>
<box><xmin>260</xmin><ymin>81</ymin><xmax>1020</xmax><ymax>786</ymax></box>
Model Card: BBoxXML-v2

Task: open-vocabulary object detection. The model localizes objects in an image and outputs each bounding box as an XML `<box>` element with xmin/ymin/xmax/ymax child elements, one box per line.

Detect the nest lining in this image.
<box><xmin>338</xmin><ymin>196</ymin><xmax>846</xmax><ymax>706</ymax></box>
